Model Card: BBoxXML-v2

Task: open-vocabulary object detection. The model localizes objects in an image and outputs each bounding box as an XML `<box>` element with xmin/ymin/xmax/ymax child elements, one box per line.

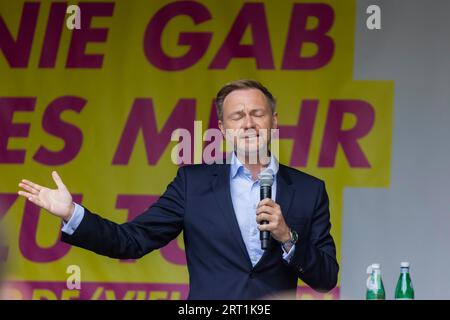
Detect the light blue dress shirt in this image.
<box><xmin>229</xmin><ymin>152</ymin><xmax>294</xmax><ymax>266</ymax></box>
<box><xmin>61</xmin><ymin>202</ymin><xmax>84</xmax><ymax>235</ymax></box>
<box><xmin>62</xmin><ymin>153</ymin><xmax>295</xmax><ymax>265</ymax></box>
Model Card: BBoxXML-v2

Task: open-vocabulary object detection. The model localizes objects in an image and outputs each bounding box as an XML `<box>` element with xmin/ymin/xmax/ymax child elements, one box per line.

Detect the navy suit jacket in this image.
<box><xmin>61</xmin><ymin>163</ymin><xmax>339</xmax><ymax>299</ymax></box>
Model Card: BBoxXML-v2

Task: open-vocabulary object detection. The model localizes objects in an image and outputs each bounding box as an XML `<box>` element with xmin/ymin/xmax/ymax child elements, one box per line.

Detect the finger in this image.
<box><xmin>256</xmin><ymin>205</ymin><xmax>275</xmax><ymax>215</ymax></box>
<box><xmin>258</xmin><ymin>198</ymin><xmax>276</xmax><ymax>208</ymax></box>
<box><xmin>18</xmin><ymin>190</ymin><xmax>34</xmax><ymax>199</ymax></box>
<box><xmin>258</xmin><ymin>222</ymin><xmax>275</xmax><ymax>232</ymax></box>
<box><xmin>21</xmin><ymin>179</ymin><xmax>42</xmax><ymax>192</ymax></box>
<box><xmin>27</xmin><ymin>195</ymin><xmax>44</xmax><ymax>207</ymax></box>
<box><xmin>258</xmin><ymin>213</ymin><xmax>281</xmax><ymax>225</ymax></box>
<box><xmin>52</xmin><ymin>171</ymin><xmax>66</xmax><ymax>190</ymax></box>
<box><xmin>18</xmin><ymin>191</ymin><xmax>44</xmax><ymax>206</ymax></box>
<box><xmin>257</xmin><ymin>198</ymin><xmax>271</xmax><ymax>207</ymax></box>
<box><xmin>18</xmin><ymin>182</ymin><xmax>39</xmax><ymax>195</ymax></box>
<box><xmin>256</xmin><ymin>213</ymin><xmax>273</xmax><ymax>224</ymax></box>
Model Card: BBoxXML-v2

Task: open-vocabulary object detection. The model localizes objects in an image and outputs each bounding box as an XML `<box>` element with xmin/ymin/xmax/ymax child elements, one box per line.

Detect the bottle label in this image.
<box><xmin>366</xmin><ymin>276</ymin><xmax>376</xmax><ymax>291</ymax></box>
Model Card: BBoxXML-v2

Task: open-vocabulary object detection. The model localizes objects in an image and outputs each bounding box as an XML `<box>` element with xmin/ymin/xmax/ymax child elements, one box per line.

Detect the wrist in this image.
<box><xmin>281</xmin><ymin>228</ymin><xmax>298</xmax><ymax>252</ymax></box>
<box><xmin>280</xmin><ymin>228</ymin><xmax>292</xmax><ymax>243</ymax></box>
<box><xmin>63</xmin><ymin>203</ymin><xmax>75</xmax><ymax>222</ymax></box>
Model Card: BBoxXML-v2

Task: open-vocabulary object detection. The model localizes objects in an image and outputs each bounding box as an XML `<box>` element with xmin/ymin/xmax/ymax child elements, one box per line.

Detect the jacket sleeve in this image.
<box><xmin>286</xmin><ymin>180</ymin><xmax>339</xmax><ymax>292</ymax></box>
<box><xmin>61</xmin><ymin>166</ymin><xmax>186</xmax><ymax>259</ymax></box>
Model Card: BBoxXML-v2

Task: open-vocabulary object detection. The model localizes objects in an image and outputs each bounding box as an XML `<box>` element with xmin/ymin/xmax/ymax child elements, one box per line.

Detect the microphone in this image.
<box><xmin>258</xmin><ymin>169</ymin><xmax>274</xmax><ymax>250</ymax></box>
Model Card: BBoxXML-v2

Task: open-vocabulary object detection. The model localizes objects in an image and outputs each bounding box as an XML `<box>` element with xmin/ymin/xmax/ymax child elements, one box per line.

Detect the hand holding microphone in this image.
<box><xmin>257</xmin><ymin>169</ymin><xmax>292</xmax><ymax>250</ymax></box>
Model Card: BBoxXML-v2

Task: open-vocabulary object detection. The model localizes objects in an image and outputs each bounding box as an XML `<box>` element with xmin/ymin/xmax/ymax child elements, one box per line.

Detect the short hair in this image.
<box><xmin>215</xmin><ymin>79</ymin><xmax>276</xmax><ymax>121</ymax></box>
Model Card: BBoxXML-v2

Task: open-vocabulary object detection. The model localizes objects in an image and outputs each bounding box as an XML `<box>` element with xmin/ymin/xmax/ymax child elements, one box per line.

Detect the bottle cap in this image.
<box><xmin>400</xmin><ymin>262</ymin><xmax>410</xmax><ymax>268</ymax></box>
<box><xmin>366</xmin><ymin>263</ymin><xmax>381</xmax><ymax>274</ymax></box>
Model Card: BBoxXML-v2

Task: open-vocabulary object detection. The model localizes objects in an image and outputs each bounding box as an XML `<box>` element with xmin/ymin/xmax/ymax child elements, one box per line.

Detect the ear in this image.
<box><xmin>272</xmin><ymin>112</ymin><xmax>278</xmax><ymax>129</ymax></box>
<box><xmin>218</xmin><ymin>120</ymin><xmax>225</xmax><ymax>136</ymax></box>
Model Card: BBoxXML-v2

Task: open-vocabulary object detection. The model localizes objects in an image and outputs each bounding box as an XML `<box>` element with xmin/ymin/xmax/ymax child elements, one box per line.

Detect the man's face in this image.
<box><xmin>218</xmin><ymin>88</ymin><xmax>278</xmax><ymax>158</ymax></box>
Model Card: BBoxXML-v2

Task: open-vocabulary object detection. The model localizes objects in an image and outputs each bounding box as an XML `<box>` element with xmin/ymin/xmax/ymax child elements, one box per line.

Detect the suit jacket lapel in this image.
<box><xmin>276</xmin><ymin>165</ymin><xmax>294</xmax><ymax>224</ymax></box>
<box><xmin>211</xmin><ymin>164</ymin><xmax>253</xmax><ymax>269</ymax></box>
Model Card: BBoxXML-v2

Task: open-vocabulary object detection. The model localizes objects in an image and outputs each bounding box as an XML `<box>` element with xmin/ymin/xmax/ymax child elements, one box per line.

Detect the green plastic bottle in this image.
<box><xmin>395</xmin><ymin>262</ymin><xmax>414</xmax><ymax>300</ymax></box>
<box><xmin>366</xmin><ymin>263</ymin><xmax>386</xmax><ymax>300</ymax></box>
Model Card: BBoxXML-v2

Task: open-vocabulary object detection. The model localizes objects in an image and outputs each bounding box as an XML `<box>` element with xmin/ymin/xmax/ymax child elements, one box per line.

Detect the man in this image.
<box><xmin>18</xmin><ymin>80</ymin><xmax>338</xmax><ymax>299</ymax></box>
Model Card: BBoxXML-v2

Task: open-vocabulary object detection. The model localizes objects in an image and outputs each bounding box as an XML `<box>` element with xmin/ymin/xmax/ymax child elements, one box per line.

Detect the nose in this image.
<box><xmin>243</xmin><ymin>114</ymin><xmax>256</xmax><ymax>129</ymax></box>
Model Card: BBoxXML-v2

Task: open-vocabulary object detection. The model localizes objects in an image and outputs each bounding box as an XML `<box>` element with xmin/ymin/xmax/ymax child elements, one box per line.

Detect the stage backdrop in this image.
<box><xmin>0</xmin><ymin>0</ymin><xmax>394</xmax><ymax>299</ymax></box>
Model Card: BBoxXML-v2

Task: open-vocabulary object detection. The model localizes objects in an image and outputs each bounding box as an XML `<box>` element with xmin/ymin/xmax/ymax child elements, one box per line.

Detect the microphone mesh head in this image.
<box><xmin>259</xmin><ymin>169</ymin><xmax>274</xmax><ymax>187</ymax></box>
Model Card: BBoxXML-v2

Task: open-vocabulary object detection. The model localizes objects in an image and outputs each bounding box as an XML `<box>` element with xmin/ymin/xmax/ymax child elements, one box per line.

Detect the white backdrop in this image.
<box><xmin>341</xmin><ymin>0</ymin><xmax>450</xmax><ymax>299</ymax></box>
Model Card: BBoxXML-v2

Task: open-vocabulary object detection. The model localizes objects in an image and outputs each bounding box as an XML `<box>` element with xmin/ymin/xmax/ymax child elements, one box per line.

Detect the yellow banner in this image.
<box><xmin>0</xmin><ymin>0</ymin><xmax>393</xmax><ymax>299</ymax></box>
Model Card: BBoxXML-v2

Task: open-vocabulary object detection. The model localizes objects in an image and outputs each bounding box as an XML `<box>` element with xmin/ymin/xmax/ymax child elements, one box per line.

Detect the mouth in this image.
<box><xmin>240</xmin><ymin>133</ymin><xmax>259</xmax><ymax>139</ymax></box>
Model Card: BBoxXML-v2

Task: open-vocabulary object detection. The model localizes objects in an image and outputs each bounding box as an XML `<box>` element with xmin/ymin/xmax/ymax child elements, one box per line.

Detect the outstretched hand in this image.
<box><xmin>18</xmin><ymin>171</ymin><xmax>74</xmax><ymax>222</ymax></box>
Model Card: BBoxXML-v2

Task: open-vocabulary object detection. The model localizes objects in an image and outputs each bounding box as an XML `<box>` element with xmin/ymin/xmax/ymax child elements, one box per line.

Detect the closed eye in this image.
<box><xmin>251</xmin><ymin>110</ymin><xmax>266</xmax><ymax>117</ymax></box>
<box><xmin>230</xmin><ymin>114</ymin><xmax>244</xmax><ymax>121</ymax></box>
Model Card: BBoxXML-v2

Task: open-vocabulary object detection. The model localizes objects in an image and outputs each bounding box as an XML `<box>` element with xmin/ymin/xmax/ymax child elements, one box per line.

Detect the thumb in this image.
<box><xmin>52</xmin><ymin>171</ymin><xmax>67</xmax><ymax>190</ymax></box>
